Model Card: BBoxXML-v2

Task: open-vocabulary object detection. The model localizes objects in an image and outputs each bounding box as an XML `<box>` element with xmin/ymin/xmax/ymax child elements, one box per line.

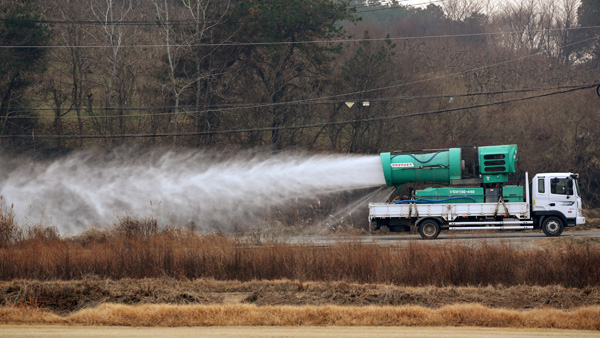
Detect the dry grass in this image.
<box><xmin>1</xmin><ymin>216</ymin><xmax>599</xmax><ymax>330</ymax></box>
<box><xmin>1</xmin><ymin>227</ymin><xmax>599</xmax><ymax>287</ymax></box>
<box><xmin>534</xmin><ymin>237</ymin><xmax>600</xmax><ymax>251</ymax></box>
<box><xmin>1</xmin><ymin>303</ymin><xmax>600</xmax><ymax>330</ymax></box>
<box><xmin>1</xmin><ymin>214</ymin><xmax>599</xmax><ymax>287</ymax></box>
<box><xmin>0</xmin><ymin>202</ymin><xmax>18</xmax><ymax>247</ymax></box>
<box><xmin>2</xmin><ymin>278</ymin><xmax>599</xmax><ymax>313</ymax></box>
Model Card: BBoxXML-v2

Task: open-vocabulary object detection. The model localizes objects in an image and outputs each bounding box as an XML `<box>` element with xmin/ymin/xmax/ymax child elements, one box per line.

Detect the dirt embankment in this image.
<box><xmin>2</xmin><ymin>278</ymin><xmax>599</xmax><ymax>314</ymax></box>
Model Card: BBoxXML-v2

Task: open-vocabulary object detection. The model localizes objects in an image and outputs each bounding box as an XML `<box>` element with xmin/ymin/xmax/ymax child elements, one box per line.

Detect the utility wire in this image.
<box><xmin>2</xmin><ymin>25</ymin><xmax>599</xmax><ymax>49</ymax></box>
<box><xmin>284</xmin><ymin>34</ymin><xmax>600</xmax><ymax>104</ymax></box>
<box><xmin>4</xmin><ymin>83</ymin><xmax>595</xmax><ymax>139</ymax></box>
<box><xmin>1</xmin><ymin>24</ymin><xmax>595</xmax><ymax>124</ymax></box>
<box><xmin>2</xmin><ymin>84</ymin><xmax>590</xmax><ymax>119</ymax></box>
<box><xmin>4</xmin><ymin>34</ymin><xmax>596</xmax><ymax>121</ymax></box>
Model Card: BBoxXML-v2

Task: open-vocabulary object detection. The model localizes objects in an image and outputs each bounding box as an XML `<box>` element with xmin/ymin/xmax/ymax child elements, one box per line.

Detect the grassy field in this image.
<box><xmin>1</xmin><ymin>218</ymin><xmax>599</xmax><ymax>330</ymax></box>
<box><xmin>1</xmin><ymin>228</ymin><xmax>599</xmax><ymax>287</ymax></box>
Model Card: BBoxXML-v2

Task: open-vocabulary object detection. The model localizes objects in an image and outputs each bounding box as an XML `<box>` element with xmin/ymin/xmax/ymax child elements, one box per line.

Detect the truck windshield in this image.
<box><xmin>550</xmin><ymin>178</ymin><xmax>573</xmax><ymax>195</ymax></box>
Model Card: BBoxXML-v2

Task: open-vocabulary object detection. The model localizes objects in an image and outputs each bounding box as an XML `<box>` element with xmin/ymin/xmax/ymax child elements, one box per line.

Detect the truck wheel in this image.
<box><xmin>418</xmin><ymin>220</ymin><xmax>441</xmax><ymax>240</ymax></box>
<box><xmin>541</xmin><ymin>216</ymin><xmax>564</xmax><ymax>237</ymax></box>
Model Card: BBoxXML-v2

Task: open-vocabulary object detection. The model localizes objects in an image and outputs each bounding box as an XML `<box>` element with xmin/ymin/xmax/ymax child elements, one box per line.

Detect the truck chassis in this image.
<box><xmin>369</xmin><ymin>200</ymin><xmax>534</xmax><ymax>239</ymax></box>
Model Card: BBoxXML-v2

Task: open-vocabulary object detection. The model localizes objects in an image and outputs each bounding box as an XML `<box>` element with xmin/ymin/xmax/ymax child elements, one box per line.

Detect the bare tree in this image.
<box><xmin>152</xmin><ymin>0</ymin><xmax>233</xmax><ymax>145</ymax></box>
<box><xmin>44</xmin><ymin>79</ymin><xmax>70</xmax><ymax>151</ymax></box>
<box><xmin>555</xmin><ymin>0</ymin><xmax>580</xmax><ymax>65</ymax></box>
<box><xmin>90</xmin><ymin>0</ymin><xmax>135</xmax><ymax>138</ymax></box>
<box><xmin>443</xmin><ymin>0</ymin><xmax>486</xmax><ymax>21</ymax></box>
<box><xmin>493</xmin><ymin>0</ymin><xmax>580</xmax><ymax>64</ymax></box>
<box><xmin>506</xmin><ymin>0</ymin><xmax>541</xmax><ymax>52</ymax></box>
<box><xmin>39</xmin><ymin>0</ymin><xmax>93</xmax><ymax>147</ymax></box>
<box><xmin>153</xmin><ymin>0</ymin><xmax>189</xmax><ymax>144</ymax></box>
<box><xmin>181</xmin><ymin>0</ymin><xmax>232</xmax><ymax>146</ymax></box>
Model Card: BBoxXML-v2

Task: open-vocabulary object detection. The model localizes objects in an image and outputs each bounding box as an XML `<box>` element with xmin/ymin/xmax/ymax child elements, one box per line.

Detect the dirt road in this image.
<box><xmin>289</xmin><ymin>230</ymin><xmax>600</xmax><ymax>248</ymax></box>
<box><xmin>1</xmin><ymin>326</ymin><xmax>599</xmax><ymax>338</ymax></box>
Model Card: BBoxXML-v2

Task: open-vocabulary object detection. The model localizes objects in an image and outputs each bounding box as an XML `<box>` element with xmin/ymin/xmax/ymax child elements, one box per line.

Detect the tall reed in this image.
<box><xmin>0</xmin><ymin>224</ymin><xmax>598</xmax><ymax>287</ymax></box>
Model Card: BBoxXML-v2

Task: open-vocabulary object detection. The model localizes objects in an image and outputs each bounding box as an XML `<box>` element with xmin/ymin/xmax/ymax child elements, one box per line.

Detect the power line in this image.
<box><xmin>4</xmin><ymin>84</ymin><xmax>595</xmax><ymax>139</ymax></box>
<box><xmin>289</xmin><ymin>34</ymin><xmax>600</xmax><ymax>104</ymax></box>
<box><xmin>4</xmin><ymin>34</ymin><xmax>595</xmax><ymax>123</ymax></box>
<box><xmin>2</xmin><ymin>84</ymin><xmax>589</xmax><ymax>119</ymax></box>
<box><xmin>1</xmin><ymin>25</ymin><xmax>599</xmax><ymax>49</ymax></box>
<box><xmin>1</xmin><ymin>27</ymin><xmax>595</xmax><ymax>126</ymax></box>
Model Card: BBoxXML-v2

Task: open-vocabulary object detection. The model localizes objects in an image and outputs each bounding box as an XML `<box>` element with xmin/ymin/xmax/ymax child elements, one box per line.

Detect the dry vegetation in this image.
<box><xmin>2</xmin><ymin>279</ymin><xmax>599</xmax><ymax>313</ymax></box>
<box><xmin>1</xmin><ymin>217</ymin><xmax>599</xmax><ymax>329</ymax></box>
<box><xmin>534</xmin><ymin>236</ymin><xmax>600</xmax><ymax>251</ymax></box>
<box><xmin>1</xmin><ymin>218</ymin><xmax>599</xmax><ymax>286</ymax></box>
<box><xmin>2</xmin><ymin>303</ymin><xmax>600</xmax><ymax>330</ymax></box>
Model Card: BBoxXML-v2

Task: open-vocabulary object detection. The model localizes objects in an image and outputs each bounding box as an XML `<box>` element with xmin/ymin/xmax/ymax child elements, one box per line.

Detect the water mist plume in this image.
<box><xmin>0</xmin><ymin>148</ymin><xmax>386</xmax><ymax>234</ymax></box>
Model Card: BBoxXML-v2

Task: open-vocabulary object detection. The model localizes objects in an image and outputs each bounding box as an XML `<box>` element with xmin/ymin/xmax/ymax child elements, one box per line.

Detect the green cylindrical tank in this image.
<box><xmin>380</xmin><ymin>144</ymin><xmax>518</xmax><ymax>188</ymax></box>
<box><xmin>380</xmin><ymin>148</ymin><xmax>462</xmax><ymax>188</ymax></box>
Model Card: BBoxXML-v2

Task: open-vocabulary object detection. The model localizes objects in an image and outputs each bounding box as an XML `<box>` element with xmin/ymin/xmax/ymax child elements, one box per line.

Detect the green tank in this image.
<box><xmin>380</xmin><ymin>148</ymin><xmax>462</xmax><ymax>188</ymax></box>
<box><xmin>380</xmin><ymin>144</ymin><xmax>518</xmax><ymax>188</ymax></box>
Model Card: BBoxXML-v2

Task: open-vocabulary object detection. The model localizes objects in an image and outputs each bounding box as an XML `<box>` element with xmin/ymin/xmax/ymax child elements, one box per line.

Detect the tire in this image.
<box><xmin>541</xmin><ymin>216</ymin><xmax>564</xmax><ymax>237</ymax></box>
<box><xmin>418</xmin><ymin>220</ymin><xmax>441</xmax><ymax>239</ymax></box>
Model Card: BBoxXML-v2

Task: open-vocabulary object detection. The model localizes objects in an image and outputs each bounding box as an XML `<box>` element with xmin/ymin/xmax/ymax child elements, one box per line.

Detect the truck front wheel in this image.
<box><xmin>541</xmin><ymin>216</ymin><xmax>564</xmax><ymax>237</ymax></box>
<box><xmin>418</xmin><ymin>220</ymin><xmax>441</xmax><ymax>240</ymax></box>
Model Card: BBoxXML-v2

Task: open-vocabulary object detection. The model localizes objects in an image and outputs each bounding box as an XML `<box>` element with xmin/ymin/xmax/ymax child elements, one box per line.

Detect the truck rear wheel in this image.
<box><xmin>418</xmin><ymin>220</ymin><xmax>441</xmax><ymax>240</ymax></box>
<box><xmin>541</xmin><ymin>216</ymin><xmax>564</xmax><ymax>236</ymax></box>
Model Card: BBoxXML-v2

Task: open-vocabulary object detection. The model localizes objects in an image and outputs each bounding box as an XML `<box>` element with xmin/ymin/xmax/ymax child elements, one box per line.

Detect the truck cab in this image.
<box><xmin>531</xmin><ymin>173</ymin><xmax>585</xmax><ymax>235</ymax></box>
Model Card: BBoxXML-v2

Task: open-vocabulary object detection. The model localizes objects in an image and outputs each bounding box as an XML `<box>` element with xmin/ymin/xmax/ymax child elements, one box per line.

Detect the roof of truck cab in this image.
<box><xmin>532</xmin><ymin>172</ymin><xmax>577</xmax><ymax>177</ymax></box>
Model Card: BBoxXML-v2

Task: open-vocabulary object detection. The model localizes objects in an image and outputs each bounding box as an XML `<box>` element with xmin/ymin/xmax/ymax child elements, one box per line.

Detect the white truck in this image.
<box><xmin>368</xmin><ymin>145</ymin><xmax>585</xmax><ymax>239</ymax></box>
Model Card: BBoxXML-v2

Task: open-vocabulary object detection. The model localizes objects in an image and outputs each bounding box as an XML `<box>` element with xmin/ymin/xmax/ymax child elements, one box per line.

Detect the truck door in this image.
<box><xmin>532</xmin><ymin>176</ymin><xmax>548</xmax><ymax>212</ymax></box>
<box><xmin>546</xmin><ymin>177</ymin><xmax>576</xmax><ymax>217</ymax></box>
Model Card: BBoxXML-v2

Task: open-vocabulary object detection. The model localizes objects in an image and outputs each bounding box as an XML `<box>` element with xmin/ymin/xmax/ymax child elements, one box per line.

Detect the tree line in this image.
<box><xmin>1</xmin><ymin>0</ymin><xmax>600</xmax><ymax>205</ymax></box>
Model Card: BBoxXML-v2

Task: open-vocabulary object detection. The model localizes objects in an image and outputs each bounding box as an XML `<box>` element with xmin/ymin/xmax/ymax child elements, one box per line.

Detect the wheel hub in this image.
<box><xmin>547</xmin><ymin>220</ymin><xmax>560</xmax><ymax>233</ymax></box>
<box><xmin>423</xmin><ymin>224</ymin><xmax>436</xmax><ymax>236</ymax></box>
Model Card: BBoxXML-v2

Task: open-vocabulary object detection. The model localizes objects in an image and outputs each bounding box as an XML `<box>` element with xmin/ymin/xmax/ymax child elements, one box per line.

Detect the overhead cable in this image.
<box><xmin>2</xmin><ymin>83</ymin><xmax>595</xmax><ymax>139</ymax></box>
<box><xmin>1</xmin><ymin>25</ymin><xmax>599</xmax><ymax>49</ymax></box>
<box><xmin>2</xmin><ymin>84</ymin><xmax>590</xmax><ymax>119</ymax></box>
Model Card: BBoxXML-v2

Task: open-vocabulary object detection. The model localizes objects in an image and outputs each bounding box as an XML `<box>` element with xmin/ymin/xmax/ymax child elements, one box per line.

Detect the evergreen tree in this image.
<box><xmin>577</xmin><ymin>0</ymin><xmax>600</xmax><ymax>63</ymax></box>
<box><xmin>0</xmin><ymin>0</ymin><xmax>50</xmax><ymax>146</ymax></box>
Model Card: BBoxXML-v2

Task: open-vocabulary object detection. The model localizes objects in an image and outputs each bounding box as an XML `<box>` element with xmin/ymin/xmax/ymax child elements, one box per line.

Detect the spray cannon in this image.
<box><xmin>380</xmin><ymin>144</ymin><xmax>518</xmax><ymax>189</ymax></box>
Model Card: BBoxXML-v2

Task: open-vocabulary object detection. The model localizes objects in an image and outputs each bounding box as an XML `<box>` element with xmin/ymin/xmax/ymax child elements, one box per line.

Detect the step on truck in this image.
<box><xmin>368</xmin><ymin>144</ymin><xmax>585</xmax><ymax>239</ymax></box>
